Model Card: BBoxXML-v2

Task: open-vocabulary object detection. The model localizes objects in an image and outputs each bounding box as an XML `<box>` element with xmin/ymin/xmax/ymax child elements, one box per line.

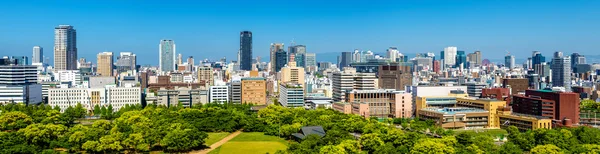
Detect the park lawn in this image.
<box><xmin>217</xmin><ymin>141</ymin><xmax>287</xmax><ymax>154</ymax></box>
<box><xmin>208</xmin><ymin>132</ymin><xmax>290</xmax><ymax>154</ymax></box>
<box><xmin>207</xmin><ymin>146</ymin><xmax>222</xmax><ymax>154</ymax></box>
<box><xmin>230</xmin><ymin>132</ymin><xmax>289</xmax><ymax>145</ymax></box>
<box><xmin>205</xmin><ymin>132</ymin><xmax>231</xmax><ymax>146</ymax></box>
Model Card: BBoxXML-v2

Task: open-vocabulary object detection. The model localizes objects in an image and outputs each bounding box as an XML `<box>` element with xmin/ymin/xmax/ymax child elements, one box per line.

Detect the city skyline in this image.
<box><xmin>1</xmin><ymin>1</ymin><xmax>598</xmax><ymax>65</ymax></box>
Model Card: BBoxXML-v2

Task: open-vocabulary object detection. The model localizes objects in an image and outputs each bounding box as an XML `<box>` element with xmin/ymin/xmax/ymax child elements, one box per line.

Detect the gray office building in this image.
<box><xmin>551</xmin><ymin>52</ymin><xmax>571</xmax><ymax>91</ymax></box>
<box><xmin>240</xmin><ymin>31</ymin><xmax>253</xmax><ymax>70</ymax></box>
<box><xmin>339</xmin><ymin>52</ymin><xmax>352</xmax><ymax>68</ymax></box>
<box><xmin>116</xmin><ymin>52</ymin><xmax>137</xmax><ymax>73</ymax></box>
<box><xmin>305</xmin><ymin>53</ymin><xmax>316</xmax><ymax>68</ymax></box>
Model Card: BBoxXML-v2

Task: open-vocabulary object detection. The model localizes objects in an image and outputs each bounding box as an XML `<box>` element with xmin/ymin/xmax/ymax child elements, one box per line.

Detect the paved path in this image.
<box><xmin>190</xmin><ymin>130</ymin><xmax>243</xmax><ymax>154</ymax></box>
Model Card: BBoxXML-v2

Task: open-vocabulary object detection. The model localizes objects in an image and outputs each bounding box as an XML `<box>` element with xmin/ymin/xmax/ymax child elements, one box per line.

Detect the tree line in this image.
<box><xmin>1</xmin><ymin>103</ymin><xmax>600</xmax><ymax>153</ymax></box>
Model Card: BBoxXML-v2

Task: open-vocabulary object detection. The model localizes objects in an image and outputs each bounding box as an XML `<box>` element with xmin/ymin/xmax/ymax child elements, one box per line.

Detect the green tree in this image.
<box><xmin>572</xmin><ymin>144</ymin><xmax>600</xmax><ymax>154</ymax></box>
<box><xmin>498</xmin><ymin>142</ymin><xmax>523</xmax><ymax>154</ymax></box>
<box><xmin>123</xmin><ymin>133</ymin><xmax>150</xmax><ymax>152</ymax></box>
<box><xmin>0</xmin><ymin>111</ymin><xmax>33</xmax><ymax>131</ymax></box>
<box><xmin>337</xmin><ymin>140</ymin><xmax>360</xmax><ymax>154</ymax></box>
<box><xmin>82</xmin><ymin>141</ymin><xmax>101</xmax><ymax>153</ymax></box>
<box><xmin>19</xmin><ymin>123</ymin><xmax>68</xmax><ymax>148</ymax></box>
<box><xmin>410</xmin><ymin>139</ymin><xmax>455</xmax><ymax>154</ymax></box>
<box><xmin>359</xmin><ymin>133</ymin><xmax>384</xmax><ymax>152</ymax></box>
<box><xmin>530</xmin><ymin>144</ymin><xmax>562</xmax><ymax>154</ymax></box>
<box><xmin>98</xmin><ymin>133</ymin><xmax>124</xmax><ymax>152</ymax></box>
<box><xmin>465</xmin><ymin>144</ymin><xmax>484</xmax><ymax>154</ymax></box>
<box><xmin>161</xmin><ymin>123</ymin><xmax>208</xmax><ymax>152</ymax></box>
<box><xmin>319</xmin><ymin>145</ymin><xmax>346</xmax><ymax>154</ymax></box>
<box><xmin>93</xmin><ymin>105</ymin><xmax>101</xmax><ymax>116</ymax></box>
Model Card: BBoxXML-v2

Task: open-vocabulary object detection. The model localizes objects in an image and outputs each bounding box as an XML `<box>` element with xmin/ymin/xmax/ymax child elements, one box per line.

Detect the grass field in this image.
<box><xmin>205</xmin><ymin>132</ymin><xmax>231</xmax><ymax>146</ymax></box>
<box><xmin>208</xmin><ymin>132</ymin><xmax>289</xmax><ymax>154</ymax></box>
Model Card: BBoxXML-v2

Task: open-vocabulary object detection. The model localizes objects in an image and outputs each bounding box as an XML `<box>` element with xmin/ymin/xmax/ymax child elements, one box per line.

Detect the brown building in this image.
<box><xmin>572</xmin><ymin>86</ymin><xmax>592</xmax><ymax>99</ymax></box>
<box><xmin>147</xmin><ymin>76</ymin><xmax>204</xmax><ymax>92</ymax></box>
<box><xmin>481</xmin><ymin>88</ymin><xmax>511</xmax><ymax>105</ymax></box>
<box><xmin>378</xmin><ymin>64</ymin><xmax>412</xmax><ymax>90</ymax></box>
<box><xmin>241</xmin><ymin>77</ymin><xmax>267</xmax><ymax>105</ymax></box>
<box><xmin>433</xmin><ymin>60</ymin><xmax>440</xmax><ymax>74</ymax></box>
<box><xmin>502</xmin><ymin>78</ymin><xmax>529</xmax><ymax>95</ymax></box>
<box><xmin>511</xmin><ymin>90</ymin><xmax>580</xmax><ymax>124</ymax></box>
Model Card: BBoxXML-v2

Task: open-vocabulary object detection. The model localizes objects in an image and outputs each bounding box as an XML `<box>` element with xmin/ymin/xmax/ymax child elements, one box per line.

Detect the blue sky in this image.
<box><xmin>0</xmin><ymin>0</ymin><xmax>599</xmax><ymax>65</ymax></box>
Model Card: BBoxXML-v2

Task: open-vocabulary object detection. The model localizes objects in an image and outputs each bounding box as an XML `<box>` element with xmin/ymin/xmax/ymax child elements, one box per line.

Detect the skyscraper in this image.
<box><xmin>269</xmin><ymin>43</ymin><xmax>284</xmax><ymax>73</ymax></box>
<box><xmin>288</xmin><ymin>45</ymin><xmax>306</xmax><ymax>67</ymax></box>
<box><xmin>275</xmin><ymin>49</ymin><xmax>287</xmax><ymax>72</ymax></box>
<box><xmin>504</xmin><ymin>55</ymin><xmax>515</xmax><ymax>69</ymax></box>
<box><xmin>159</xmin><ymin>40</ymin><xmax>176</xmax><ymax>72</ymax></box>
<box><xmin>239</xmin><ymin>31</ymin><xmax>253</xmax><ymax>70</ymax></box>
<box><xmin>443</xmin><ymin>46</ymin><xmax>457</xmax><ymax>67</ymax></box>
<box><xmin>177</xmin><ymin>53</ymin><xmax>183</xmax><ymax>65</ymax></box>
<box><xmin>32</xmin><ymin>46</ymin><xmax>43</xmax><ymax>64</ymax></box>
<box><xmin>339</xmin><ymin>52</ymin><xmax>352</xmax><ymax>68</ymax></box>
<box><xmin>551</xmin><ymin>52</ymin><xmax>571</xmax><ymax>90</ymax></box>
<box><xmin>571</xmin><ymin>53</ymin><xmax>586</xmax><ymax>67</ymax></box>
<box><xmin>97</xmin><ymin>52</ymin><xmax>114</xmax><ymax>76</ymax></box>
<box><xmin>455</xmin><ymin>51</ymin><xmax>466</xmax><ymax>68</ymax></box>
<box><xmin>532</xmin><ymin>51</ymin><xmax>545</xmax><ymax>65</ymax></box>
<box><xmin>467</xmin><ymin>51</ymin><xmax>482</xmax><ymax>67</ymax></box>
<box><xmin>54</xmin><ymin>25</ymin><xmax>77</xmax><ymax>70</ymax></box>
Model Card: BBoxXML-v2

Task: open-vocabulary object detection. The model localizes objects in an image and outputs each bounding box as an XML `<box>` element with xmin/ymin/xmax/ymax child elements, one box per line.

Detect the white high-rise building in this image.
<box><xmin>32</xmin><ymin>46</ymin><xmax>43</xmax><ymax>64</ymax></box>
<box><xmin>159</xmin><ymin>40</ymin><xmax>176</xmax><ymax>73</ymax></box>
<box><xmin>443</xmin><ymin>46</ymin><xmax>457</xmax><ymax>66</ymax></box>
<box><xmin>386</xmin><ymin>47</ymin><xmax>400</xmax><ymax>62</ymax></box>
<box><xmin>54</xmin><ymin>25</ymin><xmax>77</xmax><ymax>70</ymax></box>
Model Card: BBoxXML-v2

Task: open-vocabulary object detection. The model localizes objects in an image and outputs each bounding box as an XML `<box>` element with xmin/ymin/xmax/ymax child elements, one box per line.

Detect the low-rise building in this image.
<box><xmin>333</xmin><ymin>89</ymin><xmax>412</xmax><ymax>118</ymax></box>
<box><xmin>155</xmin><ymin>88</ymin><xmax>208</xmax><ymax>107</ymax></box>
<box><xmin>498</xmin><ymin>108</ymin><xmax>553</xmax><ymax>131</ymax></box>
<box><xmin>48</xmin><ymin>86</ymin><xmax>141</xmax><ymax>112</ymax></box>
<box><xmin>279</xmin><ymin>82</ymin><xmax>304</xmax><ymax>107</ymax></box>
<box><xmin>418</xmin><ymin>107</ymin><xmax>490</xmax><ymax>129</ymax></box>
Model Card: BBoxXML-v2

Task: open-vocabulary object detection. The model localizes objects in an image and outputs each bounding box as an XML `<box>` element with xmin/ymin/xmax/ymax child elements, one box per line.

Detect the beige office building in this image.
<box><xmin>97</xmin><ymin>52</ymin><xmax>114</xmax><ymax>76</ymax></box>
<box><xmin>241</xmin><ymin>77</ymin><xmax>267</xmax><ymax>105</ymax></box>
<box><xmin>280</xmin><ymin>55</ymin><xmax>305</xmax><ymax>88</ymax></box>
<box><xmin>198</xmin><ymin>66</ymin><xmax>214</xmax><ymax>86</ymax></box>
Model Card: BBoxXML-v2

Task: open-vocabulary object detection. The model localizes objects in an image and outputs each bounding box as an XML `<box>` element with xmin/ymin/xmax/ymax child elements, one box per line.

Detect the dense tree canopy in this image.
<box><xmin>2</xmin><ymin>103</ymin><xmax>600</xmax><ymax>153</ymax></box>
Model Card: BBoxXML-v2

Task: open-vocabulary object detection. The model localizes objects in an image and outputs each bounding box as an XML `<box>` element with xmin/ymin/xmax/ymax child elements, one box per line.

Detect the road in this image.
<box><xmin>189</xmin><ymin>130</ymin><xmax>242</xmax><ymax>154</ymax></box>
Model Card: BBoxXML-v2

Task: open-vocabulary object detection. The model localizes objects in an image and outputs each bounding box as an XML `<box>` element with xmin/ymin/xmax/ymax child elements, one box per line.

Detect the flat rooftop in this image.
<box><xmin>422</xmin><ymin>107</ymin><xmax>488</xmax><ymax>115</ymax></box>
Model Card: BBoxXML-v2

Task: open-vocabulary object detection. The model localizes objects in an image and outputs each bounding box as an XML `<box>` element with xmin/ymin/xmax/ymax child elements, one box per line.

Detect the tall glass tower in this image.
<box><xmin>240</xmin><ymin>31</ymin><xmax>253</xmax><ymax>70</ymax></box>
<box><xmin>159</xmin><ymin>40</ymin><xmax>176</xmax><ymax>72</ymax></box>
<box><xmin>54</xmin><ymin>25</ymin><xmax>77</xmax><ymax>70</ymax></box>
